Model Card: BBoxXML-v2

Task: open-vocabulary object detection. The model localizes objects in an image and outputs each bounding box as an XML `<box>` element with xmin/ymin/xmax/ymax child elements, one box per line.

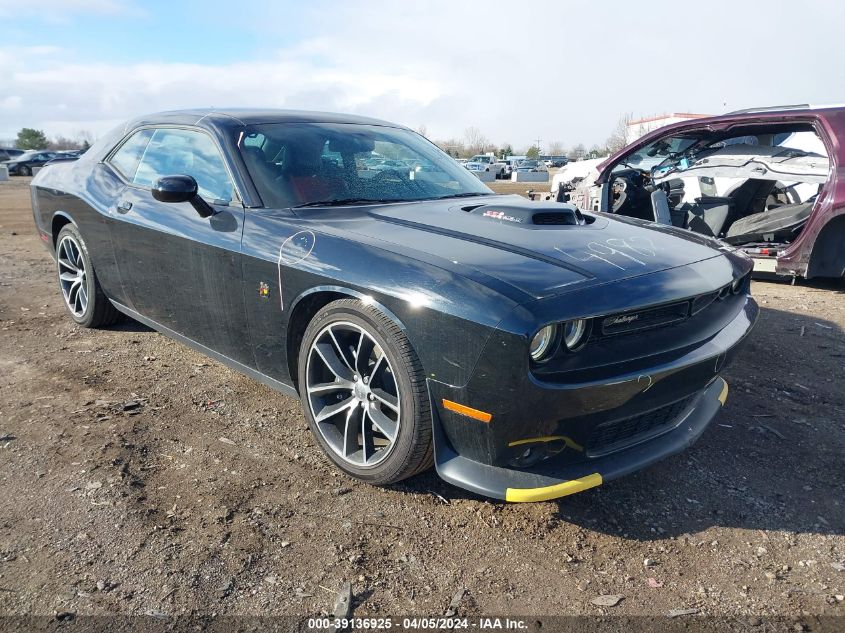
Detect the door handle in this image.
<box><xmin>117</xmin><ymin>200</ymin><xmax>132</xmax><ymax>212</ymax></box>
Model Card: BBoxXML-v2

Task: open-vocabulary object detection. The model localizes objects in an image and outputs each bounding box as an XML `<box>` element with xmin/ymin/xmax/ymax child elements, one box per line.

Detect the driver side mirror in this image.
<box><xmin>152</xmin><ymin>175</ymin><xmax>215</xmax><ymax>218</ymax></box>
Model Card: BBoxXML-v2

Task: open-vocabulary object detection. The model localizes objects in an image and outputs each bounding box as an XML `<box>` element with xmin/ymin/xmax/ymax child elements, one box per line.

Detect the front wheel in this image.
<box><xmin>20</xmin><ymin>165</ymin><xmax>32</xmax><ymax>176</ymax></box>
<box><xmin>298</xmin><ymin>298</ymin><xmax>433</xmax><ymax>484</ymax></box>
<box><xmin>55</xmin><ymin>224</ymin><xmax>122</xmax><ymax>328</ymax></box>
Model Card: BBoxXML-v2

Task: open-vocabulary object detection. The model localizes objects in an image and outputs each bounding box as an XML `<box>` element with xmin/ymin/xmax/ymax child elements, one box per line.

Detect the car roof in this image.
<box><xmin>725</xmin><ymin>102</ymin><xmax>845</xmax><ymax>115</ymax></box>
<box><xmin>125</xmin><ymin>108</ymin><xmax>407</xmax><ymax>132</ymax></box>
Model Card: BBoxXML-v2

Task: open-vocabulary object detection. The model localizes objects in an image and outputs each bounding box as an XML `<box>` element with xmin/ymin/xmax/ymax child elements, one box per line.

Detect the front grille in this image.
<box><xmin>691</xmin><ymin>291</ymin><xmax>719</xmax><ymax>315</ymax></box>
<box><xmin>601</xmin><ymin>301</ymin><xmax>689</xmax><ymax>335</ymax></box>
<box><xmin>586</xmin><ymin>395</ymin><xmax>695</xmax><ymax>456</ymax></box>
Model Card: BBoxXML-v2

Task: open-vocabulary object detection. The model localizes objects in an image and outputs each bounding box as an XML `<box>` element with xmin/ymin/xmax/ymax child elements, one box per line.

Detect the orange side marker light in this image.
<box><xmin>442</xmin><ymin>399</ymin><xmax>492</xmax><ymax>423</ymax></box>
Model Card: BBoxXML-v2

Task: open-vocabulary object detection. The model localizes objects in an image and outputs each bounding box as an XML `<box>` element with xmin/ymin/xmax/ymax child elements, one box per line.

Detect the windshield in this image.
<box><xmin>612</xmin><ymin>136</ymin><xmax>699</xmax><ymax>174</ymax></box>
<box><xmin>238</xmin><ymin>122</ymin><xmax>492</xmax><ymax>208</ymax></box>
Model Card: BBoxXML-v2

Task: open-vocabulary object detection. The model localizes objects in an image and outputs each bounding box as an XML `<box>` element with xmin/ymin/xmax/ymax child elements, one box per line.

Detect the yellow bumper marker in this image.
<box><xmin>505</xmin><ymin>472</ymin><xmax>602</xmax><ymax>503</ymax></box>
<box><xmin>442</xmin><ymin>399</ymin><xmax>492</xmax><ymax>423</ymax></box>
<box><xmin>718</xmin><ymin>379</ymin><xmax>729</xmax><ymax>406</ymax></box>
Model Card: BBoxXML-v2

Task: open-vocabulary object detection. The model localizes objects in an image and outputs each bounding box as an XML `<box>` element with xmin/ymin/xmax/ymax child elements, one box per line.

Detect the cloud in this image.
<box><xmin>1</xmin><ymin>0</ymin><xmax>845</xmax><ymax>149</ymax></box>
<box><xmin>0</xmin><ymin>95</ymin><xmax>22</xmax><ymax>110</ymax></box>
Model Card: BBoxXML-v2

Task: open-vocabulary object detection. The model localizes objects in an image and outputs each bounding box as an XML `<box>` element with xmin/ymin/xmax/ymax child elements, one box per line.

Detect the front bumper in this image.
<box><xmin>428</xmin><ymin>286</ymin><xmax>757</xmax><ymax>502</ymax></box>
<box><xmin>432</xmin><ymin>376</ymin><xmax>728</xmax><ymax>502</ymax></box>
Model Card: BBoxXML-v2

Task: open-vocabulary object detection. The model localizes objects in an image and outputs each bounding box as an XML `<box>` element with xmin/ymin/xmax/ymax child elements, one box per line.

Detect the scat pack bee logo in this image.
<box><xmin>482</xmin><ymin>209</ymin><xmax>523</xmax><ymax>223</ymax></box>
<box><xmin>258</xmin><ymin>281</ymin><xmax>270</xmax><ymax>299</ymax></box>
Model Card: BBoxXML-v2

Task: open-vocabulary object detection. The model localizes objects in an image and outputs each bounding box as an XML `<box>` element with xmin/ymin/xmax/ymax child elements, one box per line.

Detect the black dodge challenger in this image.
<box><xmin>30</xmin><ymin>109</ymin><xmax>758</xmax><ymax>502</ymax></box>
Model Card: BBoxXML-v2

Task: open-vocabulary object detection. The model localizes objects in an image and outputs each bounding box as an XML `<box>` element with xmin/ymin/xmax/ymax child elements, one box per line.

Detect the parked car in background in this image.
<box><xmin>29</xmin><ymin>108</ymin><xmax>757</xmax><ymax>502</ymax></box>
<box><xmin>2</xmin><ymin>150</ymin><xmax>61</xmax><ymax>176</ymax></box>
<box><xmin>0</xmin><ymin>148</ymin><xmax>24</xmax><ymax>162</ymax></box>
<box><xmin>465</xmin><ymin>154</ymin><xmax>507</xmax><ymax>178</ymax></box>
<box><xmin>502</xmin><ymin>155</ymin><xmax>526</xmax><ymax>177</ymax></box>
<box><xmin>369</xmin><ymin>158</ymin><xmax>408</xmax><ymax>172</ymax></box>
<box><xmin>515</xmin><ymin>159</ymin><xmax>548</xmax><ymax>173</ymax></box>
<box><xmin>563</xmin><ymin>105</ymin><xmax>845</xmax><ymax>280</ymax></box>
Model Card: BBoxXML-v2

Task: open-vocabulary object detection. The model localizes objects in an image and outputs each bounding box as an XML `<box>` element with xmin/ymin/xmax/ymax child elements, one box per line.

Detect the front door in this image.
<box><xmin>104</xmin><ymin>126</ymin><xmax>253</xmax><ymax>366</ymax></box>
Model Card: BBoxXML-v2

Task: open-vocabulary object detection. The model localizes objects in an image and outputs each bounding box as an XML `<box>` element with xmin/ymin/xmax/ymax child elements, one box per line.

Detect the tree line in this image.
<box><xmin>4</xmin><ymin>128</ymin><xmax>93</xmax><ymax>151</ymax></box>
<box><xmin>425</xmin><ymin>114</ymin><xmax>633</xmax><ymax>161</ymax></box>
<box><xmin>8</xmin><ymin>113</ymin><xmax>634</xmax><ymax>159</ymax></box>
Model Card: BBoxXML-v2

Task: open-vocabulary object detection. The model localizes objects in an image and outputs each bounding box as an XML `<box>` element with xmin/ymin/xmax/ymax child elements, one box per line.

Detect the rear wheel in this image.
<box><xmin>55</xmin><ymin>224</ymin><xmax>122</xmax><ymax>328</ymax></box>
<box><xmin>298</xmin><ymin>299</ymin><xmax>433</xmax><ymax>484</ymax></box>
<box><xmin>20</xmin><ymin>165</ymin><xmax>31</xmax><ymax>176</ymax></box>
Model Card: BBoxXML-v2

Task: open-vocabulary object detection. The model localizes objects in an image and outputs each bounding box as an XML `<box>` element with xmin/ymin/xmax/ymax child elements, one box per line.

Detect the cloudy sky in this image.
<box><xmin>0</xmin><ymin>0</ymin><xmax>841</xmax><ymax>150</ymax></box>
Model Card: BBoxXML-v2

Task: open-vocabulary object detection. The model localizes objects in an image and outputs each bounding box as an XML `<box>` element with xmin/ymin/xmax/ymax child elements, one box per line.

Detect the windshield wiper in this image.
<box><xmin>294</xmin><ymin>197</ymin><xmax>407</xmax><ymax>208</ymax></box>
<box><xmin>429</xmin><ymin>192</ymin><xmax>495</xmax><ymax>200</ymax></box>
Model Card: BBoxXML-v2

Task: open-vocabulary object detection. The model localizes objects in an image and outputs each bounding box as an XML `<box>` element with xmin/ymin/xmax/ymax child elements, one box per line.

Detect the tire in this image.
<box><xmin>55</xmin><ymin>224</ymin><xmax>122</xmax><ymax>328</ymax></box>
<box><xmin>298</xmin><ymin>298</ymin><xmax>433</xmax><ymax>484</ymax></box>
<box><xmin>20</xmin><ymin>165</ymin><xmax>31</xmax><ymax>176</ymax></box>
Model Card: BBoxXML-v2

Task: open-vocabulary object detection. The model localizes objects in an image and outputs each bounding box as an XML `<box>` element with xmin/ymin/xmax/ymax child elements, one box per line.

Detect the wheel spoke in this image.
<box><xmin>371</xmin><ymin>387</ymin><xmax>399</xmax><ymax>413</ymax></box>
<box><xmin>68</xmin><ymin>279</ymin><xmax>80</xmax><ymax>303</ymax></box>
<box><xmin>361</xmin><ymin>410</ymin><xmax>375</xmax><ymax>462</ymax></box>
<box><xmin>315</xmin><ymin>396</ymin><xmax>355</xmax><ymax>422</ymax></box>
<box><xmin>328</xmin><ymin>327</ymin><xmax>355</xmax><ymax>371</ymax></box>
<box><xmin>307</xmin><ymin>379</ymin><xmax>353</xmax><ymax>395</ymax></box>
<box><xmin>79</xmin><ymin>284</ymin><xmax>88</xmax><ymax>310</ymax></box>
<box><xmin>59</xmin><ymin>272</ymin><xmax>77</xmax><ymax>282</ymax></box>
<box><xmin>355</xmin><ymin>333</ymin><xmax>376</xmax><ymax>376</ymax></box>
<box><xmin>59</xmin><ymin>241</ymin><xmax>77</xmax><ymax>271</ymax></box>
<box><xmin>368</xmin><ymin>405</ymin><xmax>397</xmax><ymax>441</ymax></box>
<box><xmin>369</xmin><ymin>350</ymin><xmax>385</xmax><ymax>380</ymax></box>
<box><xmin>314</xmin><ymin>342</ymin><xmax>355</xmax><ymax>382</ymax></box>
<box><xmin>343</xmin><ymin>404</ymin><xmax>363</xmax><ymax>458</ymax></box>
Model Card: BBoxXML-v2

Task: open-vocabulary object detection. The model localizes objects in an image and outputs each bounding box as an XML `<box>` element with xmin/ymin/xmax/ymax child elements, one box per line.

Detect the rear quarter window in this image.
<box><xmin>109</xmin><ymin>129</ymin><xmax>154</xmax><ymax>181</ymax></box>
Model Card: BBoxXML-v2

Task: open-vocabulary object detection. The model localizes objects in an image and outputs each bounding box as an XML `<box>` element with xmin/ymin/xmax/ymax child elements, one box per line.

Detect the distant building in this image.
<box><xmin>625</xmin><ymin>113</ymin><xmax>711</xmax><ymax>144</ymax></box>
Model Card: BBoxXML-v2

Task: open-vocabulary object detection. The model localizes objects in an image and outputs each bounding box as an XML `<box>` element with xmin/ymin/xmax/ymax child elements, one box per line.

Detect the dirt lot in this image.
<box><xmin>0</xmin><ymin>176</ymin><xmax>843</xmax><ymax>624</ymax></box>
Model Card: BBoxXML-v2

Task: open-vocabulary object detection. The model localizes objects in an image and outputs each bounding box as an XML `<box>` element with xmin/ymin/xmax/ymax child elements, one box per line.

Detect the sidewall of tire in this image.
<box><xmin>297</xmin><ymin>299</ymin><xmax>432</xmax><ymax>485</ymax></box>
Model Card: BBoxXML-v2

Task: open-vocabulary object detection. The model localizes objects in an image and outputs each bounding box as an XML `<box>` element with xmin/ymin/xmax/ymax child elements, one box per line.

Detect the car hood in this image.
<box><xmin>327</xmin><ymin>195</ymin><xmax>729</xmax><ymax>300</ymax></box>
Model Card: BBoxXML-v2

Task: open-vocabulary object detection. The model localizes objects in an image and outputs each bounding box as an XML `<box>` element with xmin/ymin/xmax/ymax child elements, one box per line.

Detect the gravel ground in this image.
<box><xmin>0</xmin><ymin>176</ymin><xmax>843</xmax><ymax>627</ymax></box>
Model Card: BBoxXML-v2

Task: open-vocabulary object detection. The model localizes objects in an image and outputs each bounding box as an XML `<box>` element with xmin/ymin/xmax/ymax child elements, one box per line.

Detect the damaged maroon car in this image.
<box><xmin>566</xmin><ymin>105</ymin><xmax>845</xmax><ymax>280</ymax></box>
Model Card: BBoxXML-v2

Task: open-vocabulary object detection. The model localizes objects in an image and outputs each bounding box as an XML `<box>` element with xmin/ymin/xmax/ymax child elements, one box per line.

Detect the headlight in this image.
<box><xmin>529</xmin><ymin>325</ymin><xmax>558</xmax><ymax>361</ymax></box>
<box><xmin>731</xmin><ymin>274</ymin><xmax>746</xmax><ymax>294</ymax></box>
<box><xmin>563</xmin><ymin>319</ymin><xmax>589</xmax><ymax>350</ymax></box>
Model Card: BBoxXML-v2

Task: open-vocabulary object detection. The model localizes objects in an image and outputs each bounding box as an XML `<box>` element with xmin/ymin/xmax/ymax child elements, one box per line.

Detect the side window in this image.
<box><xmin>243</xmin><ymin>132</ymin><xmax>266</xmax><ymax>148</ymax></box>
<box><xmin>110</xmin><ymin>129</ymin><xmax>154</xmax><ymax>181</ymax></box>
<box><xmin>134</xmin><ymin>128</ymin><xmax>235</xmax><ymax>203</ymax></box>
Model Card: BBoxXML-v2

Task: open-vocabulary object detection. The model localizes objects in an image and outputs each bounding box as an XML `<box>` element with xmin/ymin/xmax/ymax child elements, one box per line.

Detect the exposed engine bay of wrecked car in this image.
<box><xmin>554</xmin><ymin>124</ymin><xmax>829</xmax><ymax>269</ymax></box>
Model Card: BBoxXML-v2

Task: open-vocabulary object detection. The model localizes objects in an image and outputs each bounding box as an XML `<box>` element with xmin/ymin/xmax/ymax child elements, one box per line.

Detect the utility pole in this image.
<box><xmin>534</xmin><ymin>138</ymin><xmax>542</xmax><ymax>153</ymax></box>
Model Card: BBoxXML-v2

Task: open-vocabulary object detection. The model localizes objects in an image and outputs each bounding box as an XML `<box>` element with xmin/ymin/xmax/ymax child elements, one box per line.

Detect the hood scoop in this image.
<box><xmin>466</xmin><ymin>202</ymin><xmax>588</xmax><ymax>227</ymax></box>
